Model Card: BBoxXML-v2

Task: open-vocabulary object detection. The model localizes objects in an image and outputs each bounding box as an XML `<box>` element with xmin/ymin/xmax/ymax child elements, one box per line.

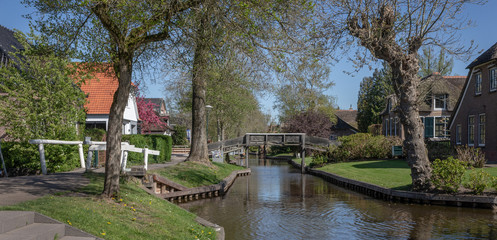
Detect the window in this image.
<box><xmin>424</xmin><ymin>117</ymin><xmax>434</xmax><ymax>138</ymax></box>
<box><xmin>479</xmin><ymin>114</ymin><xmax>485</xmax><ymax>146</ymax></box>
<box><xmin>435</xmin><ymin>117</ymin><xmax>448</xmax><ymax>138</ymax></box>
<box><xmin>434</xmin><ymin>94</ymin><xmax>447</xmax><ymax>110</ymax></box>
<box><xmin>394</xmin><ymin>117</ymin><xmax>399</xmax><ymax>136</ymax></box>
<box><xmin>385</xmin><ymin>118</ymin><xmax>389</xmax><ymax>136</ymax></box>
<box><xmin>456</xmin><ymin>124</ymin><xmax>461</xmax><ymax>144</ymax></box>
<box><xmin>490</xmin><ymin>67</ymin><xmax>497</xmax><ymax>91</ymax></box>
<box><xmin>468</xmin><ymin>115</ymin><xmax>475</xmax><ymax>146</ymax></box>
<box><xmin>475</xmin><ymin>72</ymin><xmax>482</xmax><ymax>95</ymax></box>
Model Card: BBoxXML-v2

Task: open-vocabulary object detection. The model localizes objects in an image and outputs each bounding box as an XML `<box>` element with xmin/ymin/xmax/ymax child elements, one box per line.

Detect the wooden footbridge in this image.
<box><xmin>208</xmin><ymin>133</ymin><xmax>338</xmax><ymax>173</ymax></box>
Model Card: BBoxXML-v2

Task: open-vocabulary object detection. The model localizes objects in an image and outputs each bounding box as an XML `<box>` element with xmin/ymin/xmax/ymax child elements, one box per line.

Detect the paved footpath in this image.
<box><xmin>0</xmin><ymin>154</ymin><xmax>187</xmax><ymax>206</ymax></box>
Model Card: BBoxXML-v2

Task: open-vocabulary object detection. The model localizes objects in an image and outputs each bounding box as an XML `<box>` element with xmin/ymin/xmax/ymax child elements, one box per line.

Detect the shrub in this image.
<box><xmin>426</xmin><ymin>140</ymin><xmax>452</xmax><ymax>161</ymax></box>
<box><xmin>310</xmin><ymin>153</ymin><xmax>327</xmax><ymax>168</ymax></box>
<box><xmin>172</xmin><ymin>125</ymin><xmax>188</xmax><ymax>145</ymax></box>
<box><xmin>122</xmin><ymin>135</ymin><xmax>172</xmax><ymax>165</ymax></box>
<box><xmin>431</xmin><ymin>157</ymin><xmax>466</xmax><ymax>193</ymax></box>
<box><xmin>456</xmin><ymin>145</ymin><xmax>486</xmax><ymax>168</ymax></box>
<box><xmin>367</xmin><ymin>124</ymin><xmax>382</xmax><ymax>136</ymax></box>
<box><xmin>1</xmin><ymin>141</ymin><xmax>81</xmax><ymax>176</ymax></box>
<box><xmin>464</xmin><ymin>169</ymin><xmax>491</xmax><ymax>195</ymax></box>
<box><xmin>85</xmin><ymin>128</ymin><xmax>106</xmax><ymax>141</ymax></box>
<box><xmin>330</xmin><ymin>133</ymin><xmax>401</xmax><ymax>161</ymax></box>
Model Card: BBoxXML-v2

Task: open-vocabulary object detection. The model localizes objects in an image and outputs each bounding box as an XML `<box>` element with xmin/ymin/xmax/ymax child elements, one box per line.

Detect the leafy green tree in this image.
<box><xmin>357</xmin><ymin>65</ymin><xmax>393</xmax><ymax>132</ymax></box>
<box><xmin>418</xmin><ymin>46</ymin><xmax>454</xmax><ymax>77</ymax></box>
<box><xmin>24</xmin><ymin>0</ymin><xmax>203</xmax><ymax>196</ymax></box>
<box><xmin>0</xmin><ymin>32</ymin><xmax>86</xmax><ymax>142</ymax></box>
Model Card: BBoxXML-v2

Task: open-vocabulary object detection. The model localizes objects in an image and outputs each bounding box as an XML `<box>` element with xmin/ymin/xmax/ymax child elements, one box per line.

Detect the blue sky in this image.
<box><xmin>2</xmin><ymin>1</ymin><xmax>496</xmax><ymax>121</ymax></box>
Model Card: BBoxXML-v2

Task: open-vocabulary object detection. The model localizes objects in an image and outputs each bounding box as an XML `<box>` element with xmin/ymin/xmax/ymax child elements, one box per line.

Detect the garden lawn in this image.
<box><xmin>317</xmin><ymin>159</ymin><xmax>497</xmax><ymax>191</ymax></box>
<box><xmin>0</xmin><ymin>173</ymin><xmax>215</xmax><ymax>240</ymax></box>
<box><xmin>151</xmin><ymin>161</ymin><xmax>245</xmax><ymax>188</ymax></box>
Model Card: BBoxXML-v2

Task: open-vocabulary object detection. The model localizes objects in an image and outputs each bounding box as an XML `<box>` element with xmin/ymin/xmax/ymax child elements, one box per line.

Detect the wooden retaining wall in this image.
<box><xmin>288</xmin><ymin>160</ymin><xmax>497</xmax><ymax>209</ymax></box>
<box><xmin>161</xmin><ymin>169</ymin><xmax>251</xmax><ymax>203</ymax></box>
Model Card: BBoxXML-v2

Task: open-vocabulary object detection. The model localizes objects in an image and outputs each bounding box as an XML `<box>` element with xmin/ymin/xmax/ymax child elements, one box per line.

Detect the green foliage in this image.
<box><xmin>122</xmin><ymin>135</ymin><xmax>172</xmax><ymax>165</ymax></box>
<box><xmin>426</xmin><ymin>140</ymin><xmax>452</xmax><ymax>161</ymax></box>
<box><xmin>1</xmin><ymin>142</ymin><xmax>81</xmax><ymax>176</ymax></box>
<box><xmin>431</xmin><ymin>157</ymin><xmax>466</xmax><ymax>193</ymax></box>
<box><xmin>418</xmin><ymin>46</ymin><xmax>454</xmax><ymax>77</ymax></box>
<box><xmin>84</xmin><ymin>128</ymin><xmax>107</xmax><ymax>142</ymax></box>
<box><xmin>171</xmin><ymin>125</ymin><xmax>188</xmax><ymax>145</ymax></box>
<box><xmin>357</xmin><ymin>64</ymin><xmax>393</xmax><ymax>132</ymax></box>
<box><xmin>0</xmin><ymin>32</ymin><xmax>87</xmax><ymax>175</ymax></box>
<box><xmin>464</xmin><ymin>169</ymin><xmax>491</xmax><ymax>195</ymax></box>
<box><xmin>310</xmin><ymin>153</ymin><xmax>327</xmax><ymax>168</ymax></box>
<box><xmin>456</xmin><ymin>145</ymin><xmax>487</xmax><ymax>168</ymax></box>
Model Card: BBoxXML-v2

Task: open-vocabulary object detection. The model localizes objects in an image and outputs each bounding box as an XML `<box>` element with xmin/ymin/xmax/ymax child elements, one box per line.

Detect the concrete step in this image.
<box><xmin>0</xmin><ymin>222</ymin><xmax>65</xmax><ymax>240</ymax></box>
<box><xmin>60</xmin><ymin>236</ymin><xmax>96</xmax><ymax>240</ymax></box>
<box><xmin>0</xmin><ymin>211</ymin><xmax>34</xmax><ymax>234</ymax></box>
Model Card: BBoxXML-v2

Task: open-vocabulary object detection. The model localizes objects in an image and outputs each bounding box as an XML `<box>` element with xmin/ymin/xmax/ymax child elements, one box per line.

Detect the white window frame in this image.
<box><xmin>468</xmin><ymin>115</ymin><xmax>475</xmax><ymax>146</ymax></box>
<box><xmin>475</xmin><ymin>72</ymin><xmax>482</xmax><ymax>95</ymax></box>
<box><xmin>433</xmin><ymin>94</ymin><xmax>447</xmax><ymax>110</ymax></box>
<box><xmin>478</xmin><ymin>113</ymin><xmax>485</xmax><ymax>147</ymax></box>
<box><xmin>490</xmin><ymin>67</ymin><xmax>497</xmax><ymax>92</ymax></box>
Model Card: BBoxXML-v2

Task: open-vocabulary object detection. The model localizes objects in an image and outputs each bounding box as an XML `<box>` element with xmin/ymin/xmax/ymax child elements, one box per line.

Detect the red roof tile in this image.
<box><xmin>80</xmin><ymin>70</ymin><xmax>119</xmax><ymax>115</ymax></box>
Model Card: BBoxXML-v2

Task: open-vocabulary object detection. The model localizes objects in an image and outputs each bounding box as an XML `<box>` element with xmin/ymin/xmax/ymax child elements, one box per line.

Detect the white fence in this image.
<box><xmin>29</xmin><ymin>139</ymin><xmax>160</xmax><ymax>175</ymax></box>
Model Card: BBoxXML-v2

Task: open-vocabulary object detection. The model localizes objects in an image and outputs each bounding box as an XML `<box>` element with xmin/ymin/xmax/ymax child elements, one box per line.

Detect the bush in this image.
<box><xmin>464</xmin><ymin>169</ymin><xmax>491</xmax><ymax>195</ymax></box>
<box><xmin>456</xmin><ymin>145</ymin><xmax>486</xmax><ymax>168</ymax></box>
<box><xmin>122</xmin><ymin>135</ymin><xmax>172</xmax><ymax>165</ymax></box>
<box><xmin>426</xmin><ymin>140</ymin><xmax>452</xmax><ymax>161</ymax></box>
<box><xmin>84</xmin><ymin>128</ymin><xmax>106</xmax><ymax>141</ymax></box>
<box><xmin>367</xmin><ymin>124</ymin><xmax>382</xmax><ymax>136</ymax></box>
<box><xmin>431</xmin><ymin>157</ymin><xmax>466</xmax><ymax>193</ymax></box>
<box><xmin>172</xmin><ymin>125</ymin><xmax>188</xmax><ymax>145</ymax></box>
<box><xmin>329</xmin><ymin>133</ymin><xmax>401</xmax><ymax>161</ymax></box>
<box><xmin>310</xmin><ymin>153</ymin><xmax>327</xmax><ymax>168</ymax></box>
<box><xmin>1</xmin><ymin>141</ymin><xmax>81</xmax><ymax>176</ymax></box>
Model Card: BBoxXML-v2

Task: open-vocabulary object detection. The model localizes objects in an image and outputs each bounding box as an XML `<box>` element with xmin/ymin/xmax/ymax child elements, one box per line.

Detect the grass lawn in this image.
<box><xmin>151</xmin><ymin>161</ymin><xmax>245</xmax><ymax>188</ymax></box>
<box><xmin>0</xmin><ymin>173</ymin><xmax>215</xmax><ymax>240</ymax></box>
<box><xmin>316</xmin><ymin>159</ymin><xmax>497</xmax><ymax>191</ymax></box>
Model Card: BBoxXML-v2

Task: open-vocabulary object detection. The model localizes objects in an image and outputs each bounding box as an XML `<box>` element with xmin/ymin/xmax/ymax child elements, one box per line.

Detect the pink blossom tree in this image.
<box><xmin>135</xmin><ymin>89</ymin><xmax>167</xmax><ymax>133</ymax></box>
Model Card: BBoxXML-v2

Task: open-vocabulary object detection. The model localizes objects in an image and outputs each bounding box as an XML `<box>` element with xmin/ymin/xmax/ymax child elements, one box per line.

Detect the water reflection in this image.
<box><xmin>179</xmin><ymin>158</ymin><xmax>497</xmax><ymax>240</ymax></box>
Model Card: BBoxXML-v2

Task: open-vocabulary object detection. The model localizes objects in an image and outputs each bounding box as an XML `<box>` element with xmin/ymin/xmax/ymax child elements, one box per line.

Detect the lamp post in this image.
<box><xmin>206</xmin><ymin>105</ymin><xmax>213</xmax><ymax>142</ymax></box>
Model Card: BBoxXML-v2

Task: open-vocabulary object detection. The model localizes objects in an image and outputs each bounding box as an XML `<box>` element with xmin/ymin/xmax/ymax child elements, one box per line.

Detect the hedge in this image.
<box><xmin>121</xmin><ymin>134</ymin><xmax>172</xmax><ymax>165</ymax></box>
<box><xmin>0</xmin><ymin>141</ymin><xmax>81</xmax><ymax>176</ymax></box>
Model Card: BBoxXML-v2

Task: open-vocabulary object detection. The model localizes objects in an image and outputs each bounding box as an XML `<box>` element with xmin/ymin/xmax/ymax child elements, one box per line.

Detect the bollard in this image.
<box><xmin>38</xmin><ymin>143</ymin><xmax>47</xmax><ymax>175</ymax></box>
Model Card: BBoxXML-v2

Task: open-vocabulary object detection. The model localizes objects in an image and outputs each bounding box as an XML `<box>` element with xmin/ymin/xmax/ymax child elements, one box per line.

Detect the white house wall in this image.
<box><xmin>123</xmin><ymin>94</ymin><xmax>139</xmax><ymax>122</ymax></box>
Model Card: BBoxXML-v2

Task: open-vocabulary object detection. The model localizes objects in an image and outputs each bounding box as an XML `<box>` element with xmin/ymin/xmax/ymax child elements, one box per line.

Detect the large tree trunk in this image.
<box><xmin>186</xmin><ymin>9</ymin><xmax>211</xmax><ymax>164</ymax></box>
<box><xmin>102</xmin><ymin>57</ymin><xmax>133</xmax><ymax>197</ymax></box>
<box><xmin>391</xmin><ymin>60</ymin><xmax>432</xmax><ymax>192</ymax></box>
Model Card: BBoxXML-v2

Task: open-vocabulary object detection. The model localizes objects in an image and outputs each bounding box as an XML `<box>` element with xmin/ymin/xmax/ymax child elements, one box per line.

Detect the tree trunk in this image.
<box><xmin>392</xmin><ymin>60</ymin><xmax>433</xmax><ymax>192</ymax></box>
<box><xmin>186</xmin><ymin>9</ymin><xmax>211</xmax><ymax>164</ymax></box>
<box><xmin>102</xmin><ymin>57</ymin><xmax>133</xmax><ymax>197</ymax></box>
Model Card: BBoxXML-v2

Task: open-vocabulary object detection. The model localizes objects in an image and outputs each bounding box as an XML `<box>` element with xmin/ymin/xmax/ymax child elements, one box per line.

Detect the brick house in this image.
<box><xmin>381</xmin><ymin>73</ymin><xmax>465</xmax><ymax>140</ymax></box>
<box><xmin>80</xmin><ymin>68</ymin><xmax>140</xmax><ymax>134</ymax></box>
<box><xmin>450</xmin><ymin>42</ymin><xmax>497</xmax><ymax>162</ymax></box>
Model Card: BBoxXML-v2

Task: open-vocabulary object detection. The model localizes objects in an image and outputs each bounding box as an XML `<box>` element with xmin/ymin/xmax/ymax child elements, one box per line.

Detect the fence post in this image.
<box><xmin>38</xmin><ymin>143</ymin><xmax>47</xmax><ymax>175</ymax></box>
<box><xmin>0</xmin><ymin>139</ymin><xmax>7</xmax><ymax>177</ymax></box>
<box><xmin>86</xmin><ymin>150</ymin><xmax>93</xmax><ymax>172</ymax></box>
<box><xmin>143</xmin><ymin>148</ymin><xmax>149</xmax><ymax>170</ymax></box>
<box><xmin>78</xmin><ymin>144</ymin><xmax>85</xmax><ymax>168</ymax></box>
<box><xmin>121</xmin><ymin>150</ymin><xmax>128</xmax><ymax>172</ymax></box>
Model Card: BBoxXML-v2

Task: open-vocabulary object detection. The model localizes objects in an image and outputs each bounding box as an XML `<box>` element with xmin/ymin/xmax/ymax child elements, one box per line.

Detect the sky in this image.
<box><xmin>1</xmin><ymin>1</ymin><xmax>497</xmax><ymax>121</ymax></box>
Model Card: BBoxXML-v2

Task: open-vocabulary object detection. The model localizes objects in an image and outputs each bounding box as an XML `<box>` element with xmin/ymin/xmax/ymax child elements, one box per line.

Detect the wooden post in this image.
<box><xmin>0</xmin><ymin>140</ymin><xmax>8</xmax><ymax>177</ymax></box>
<box><xmin>38</xmin><ymin>143</ymin><xmax>47</xmax><ymax>175</ymax></box>
<box><xmin>86</xmin><ymin>149</ymin><xmax>93</xmax><ymax>172</ymax></box>
<box><xmin>121</xmin><ymin>150</ymin><xmax>128</xmax><ymax>171</ymax></box>
<box><xmin>301</xmin><ymin>134</ymin><xmax>306</xmax><ymax>174</ymax></box>
<box><xmin>78</xmin><ymin>144</ymin><xmax>85</xmax><ymax>168</ymax></box>
<box><xmin>143</xmin><ymin>148</ymin><xmax>149</xmax><ymax>170</ymax></box>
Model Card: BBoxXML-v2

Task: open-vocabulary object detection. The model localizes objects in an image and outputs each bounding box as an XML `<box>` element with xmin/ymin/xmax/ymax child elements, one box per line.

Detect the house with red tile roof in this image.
<box><xmin>80</xmin><ymin>69</ymin><xmax>139</xmax><ymax>134</ymax></box>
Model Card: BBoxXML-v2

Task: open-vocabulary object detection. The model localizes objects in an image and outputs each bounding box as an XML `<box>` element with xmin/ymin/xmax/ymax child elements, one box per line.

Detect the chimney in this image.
<box><xmin>349</xmin><ymin>104</ymin><xmax>353</xmax><ymax>110</ymax></box>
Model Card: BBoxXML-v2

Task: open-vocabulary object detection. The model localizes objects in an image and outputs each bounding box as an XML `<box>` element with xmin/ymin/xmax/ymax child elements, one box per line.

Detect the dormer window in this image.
<box><xmin>475</xmin><ymin>72</ymin><xmax>482</xmax><ymax>95</ymax></box>
<box><xmin>433</xmin><ymin>94</ymin><xmax>447</xmax><ymax>110</ymax></box>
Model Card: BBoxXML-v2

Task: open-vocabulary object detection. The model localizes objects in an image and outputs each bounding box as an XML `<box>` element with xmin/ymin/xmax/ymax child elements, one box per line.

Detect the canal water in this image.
<box><xmin>179</xmin><ymin>157</ymin><xmax>497</xmax><ymax>240</ymax></box>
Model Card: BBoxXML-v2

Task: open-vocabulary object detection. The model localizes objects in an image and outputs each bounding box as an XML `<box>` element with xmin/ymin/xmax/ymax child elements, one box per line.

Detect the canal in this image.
<box><xmin>179</xmin><ymin>157</ymin><xmax>497</xmax><ymax>239</ymax></box>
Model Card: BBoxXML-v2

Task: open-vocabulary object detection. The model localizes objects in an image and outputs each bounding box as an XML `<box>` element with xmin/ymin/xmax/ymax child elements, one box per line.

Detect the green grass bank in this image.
<box><xmin>0</xmin><ymin>173</ymin><xmax>215</xmax><ymax>240</ymax></box>
<box><xmin>316</xmin><ymin>159</ymin><xmax>497</xmax><ymax>191</ymax></box>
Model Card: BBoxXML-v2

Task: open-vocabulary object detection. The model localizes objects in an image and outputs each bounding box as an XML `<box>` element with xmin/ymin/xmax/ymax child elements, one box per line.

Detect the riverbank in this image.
<box><xmin>289</xmin><ymin>159</ymin><xmax>497</xmax><ymax>209</ymax></box>
<box><xmin>0</xmin><ymin>172</ymin><xmax>216</xmax><ymax>240</ymax></box>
